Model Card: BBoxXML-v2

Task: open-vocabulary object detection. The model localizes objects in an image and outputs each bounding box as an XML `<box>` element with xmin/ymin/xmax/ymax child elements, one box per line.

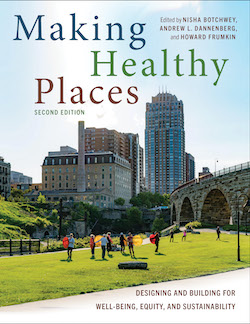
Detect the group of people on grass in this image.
<box><xmin>89</xmin><ymin>232</ymin><xmax>136</xmax><ymax>259</ymax></box>
<box><xmin>67</xmin><ymin>226</ymin><xmax>222</xmax><ymax>260</ymax></box>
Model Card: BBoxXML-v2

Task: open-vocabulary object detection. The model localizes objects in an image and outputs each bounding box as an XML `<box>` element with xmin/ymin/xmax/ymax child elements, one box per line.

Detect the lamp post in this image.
<box><xmin>236</xmin><ymin>194</ymin><xmax>250</xmax><ymax>261</ymax></box>
<box><xmin>58</xmin><ymin>198</ymin><xmax>63</xmax><ymax>240</ymax></box>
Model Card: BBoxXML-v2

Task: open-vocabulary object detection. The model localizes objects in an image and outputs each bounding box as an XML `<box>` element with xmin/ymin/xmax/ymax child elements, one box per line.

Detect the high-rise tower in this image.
<box><xmin>145</xmin><ymin>92</ymin><xmax>185</xmax><ymax>194</ymax></box>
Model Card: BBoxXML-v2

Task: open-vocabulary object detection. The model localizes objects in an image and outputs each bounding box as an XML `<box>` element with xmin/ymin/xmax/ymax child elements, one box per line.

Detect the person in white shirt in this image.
<box><xmin>95</xmin><ymin>234</ymin><xmax>108</xmax><ymax>259</ymax></box>
<box><xmin>68</xmin><ymin>233</ymin><xmax>75</xmax><ymax>260</ymax></box>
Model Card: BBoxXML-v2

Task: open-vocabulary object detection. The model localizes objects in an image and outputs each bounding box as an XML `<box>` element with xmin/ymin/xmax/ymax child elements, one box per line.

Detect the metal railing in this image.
<box><xmin>0</xmin><ymin>239</ymin><xmax>41</xmax><ymax>256</ymax></box>
<box><xmin>171</xmin><ymin>162</ymin><xmax>250</xmax><ymax>195</ymax></box>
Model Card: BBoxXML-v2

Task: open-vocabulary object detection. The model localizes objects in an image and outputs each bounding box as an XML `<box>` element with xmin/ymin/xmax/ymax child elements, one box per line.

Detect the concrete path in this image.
<box><xmin>0</xmin><ymin>268</ymin><xmax>249</xmax><ymax>324</ymax></box>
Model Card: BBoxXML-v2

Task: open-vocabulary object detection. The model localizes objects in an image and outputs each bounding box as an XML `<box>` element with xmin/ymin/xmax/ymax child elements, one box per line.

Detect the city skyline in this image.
<box><xmin>0</xmin><ymin>1</ymin><xmax>249</xmax><ymax>183</ymax></box>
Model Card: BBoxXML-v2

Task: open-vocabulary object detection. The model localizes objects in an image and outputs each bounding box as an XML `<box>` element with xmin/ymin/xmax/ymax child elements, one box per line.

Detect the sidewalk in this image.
<box><xmin>0</xmin><ymin>268</ymin><xmax>249</xmax><ymax>324</ymax></box>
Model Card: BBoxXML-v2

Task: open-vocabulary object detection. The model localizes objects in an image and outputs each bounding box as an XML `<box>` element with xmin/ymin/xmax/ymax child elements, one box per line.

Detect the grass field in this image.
<box><xmin>0</xmin><ymin>232</ymin><xmax>249</xmax><ymax>307</ymax></box>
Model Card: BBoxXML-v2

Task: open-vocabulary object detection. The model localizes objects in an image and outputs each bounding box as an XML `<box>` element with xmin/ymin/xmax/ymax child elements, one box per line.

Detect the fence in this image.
<box><xmin>171</xmin><ymin>161</ymin><xmax>250</xmax><ymax>195</ymax></box>
<box><xmin>0</xmin><ymin>239</ymin><xmax>41</xmax><ymax>256</ymax></box>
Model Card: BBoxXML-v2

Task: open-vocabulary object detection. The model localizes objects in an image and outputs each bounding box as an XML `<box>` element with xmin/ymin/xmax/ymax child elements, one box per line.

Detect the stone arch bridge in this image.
<box><xmin>170</xmin><ymin>162</ymin><xmax>250</xmax><ymax>226</ymax></box>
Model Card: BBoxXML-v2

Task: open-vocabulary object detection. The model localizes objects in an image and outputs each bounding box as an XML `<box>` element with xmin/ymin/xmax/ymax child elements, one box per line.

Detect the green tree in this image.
<box><xmin>37</xmin><ymin>193</ymin><xmax>46</xmax><ymax>204</ymax></box>
<box><xmin>127</xmin><ymin>207</ymin><xmax>142</xmax><ymax>232</ymax></box>
<box><xmin>162</xmin><ymin>193</ymin><xmax>170</xmax><ymax>206</ymax></box>
<box><xmin>130</xmin><ymin>192</ymin><xmax>170</xmax><ymax>209</ymax></box>
<box><xmin>114</xmin><ymin>197</ymin><xmax>125</xmax><ymax>206</ymax></box>
<box><xmin>152</xmin><ymin>216</ymin><xmax>167</xmax><ymax>232</ymax></box>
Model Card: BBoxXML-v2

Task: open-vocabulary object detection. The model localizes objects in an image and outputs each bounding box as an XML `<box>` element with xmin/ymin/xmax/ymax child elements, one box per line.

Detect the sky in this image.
<box><xmin>0</xmin><ymin>0</ymin><xmax>249</xmax><ymax>183</ymax></box>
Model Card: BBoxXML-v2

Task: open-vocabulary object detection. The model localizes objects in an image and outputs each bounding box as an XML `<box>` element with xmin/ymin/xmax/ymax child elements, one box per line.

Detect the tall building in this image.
<box><xmin>0</xmin><ymin>156</ymin><xmax>11</xmax><ymax>199</ymax></box>
<box><xmin>85</xmin><ymin>127</ymin><xmax>142</xmax><ymax>196</ymax></box>
<box><xmin>185</xmin><ymin>153</ymin><xmax>195</xmax><ymax>182</ymax></box>
<box><xmin>145</xmin><ymin>92</ymin><xmax>185</xmax><ymax>194</ymax></box>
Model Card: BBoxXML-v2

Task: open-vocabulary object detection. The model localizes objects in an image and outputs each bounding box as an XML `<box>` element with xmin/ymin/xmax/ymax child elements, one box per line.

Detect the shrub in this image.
<box><xmin>222</xmin><ymin>224</ymin><xmax>250</xmax><ymax>232</ymax></box>
<box><xmin>185</xmin><ymin>221</ymin><xmax>202</xmax><ymax>229</ymax></box>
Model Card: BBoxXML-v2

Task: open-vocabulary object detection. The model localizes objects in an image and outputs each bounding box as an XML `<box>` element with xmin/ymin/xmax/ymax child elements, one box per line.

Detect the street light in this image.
<box><xmin>236</xmin><ymin>193</ymin><xmax>250</xmax><ymax>262</ymax></box>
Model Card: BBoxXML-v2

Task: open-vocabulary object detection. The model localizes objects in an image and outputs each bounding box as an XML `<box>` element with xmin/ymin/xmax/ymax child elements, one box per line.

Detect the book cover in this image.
<box><xmin>0</xmin><ymin>1</ymin><xmax>249</xmax><ymax>323</ymax></box>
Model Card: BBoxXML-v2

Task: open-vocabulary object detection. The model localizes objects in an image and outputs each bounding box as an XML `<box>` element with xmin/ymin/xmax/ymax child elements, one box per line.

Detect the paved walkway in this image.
<box><xmin>0</xmin><ymin>268</ymin><xmax>249</xmax><ymax>323</ymax></box>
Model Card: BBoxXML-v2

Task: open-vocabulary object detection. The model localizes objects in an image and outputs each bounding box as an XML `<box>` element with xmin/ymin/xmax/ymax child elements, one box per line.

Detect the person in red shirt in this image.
<box><xmin>127</xmin><ymin>232</ymin><xmax>135</xmax><ymax>258</ymax></box>
<box><xmin>90</xmin><ymin>234</ymin><xmax>95</xmax><ymax>258</ymax></box>
<box><xmin>107</xmin><ymin>232</ymin><xmax>113</xmax><ymax>255</ymax></box>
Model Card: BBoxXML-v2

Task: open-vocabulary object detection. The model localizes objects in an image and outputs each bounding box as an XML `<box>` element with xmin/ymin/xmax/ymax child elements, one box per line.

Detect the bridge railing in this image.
<box><xmin>213</xmin><ymin>161</ymin><xmax>250</xmax><ymax>178</ymax></box>
<box><xmin>171</xmin><ymin>161</ymin><xmax>250</xmax><ymax>195</ymax></box>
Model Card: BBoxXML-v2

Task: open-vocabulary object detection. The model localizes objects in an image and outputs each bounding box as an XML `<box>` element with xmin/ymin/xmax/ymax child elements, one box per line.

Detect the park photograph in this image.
<box><xmin>0</xmin><ymin>0</ymin><xmax>250</xmax><ymax>323</ymax></box>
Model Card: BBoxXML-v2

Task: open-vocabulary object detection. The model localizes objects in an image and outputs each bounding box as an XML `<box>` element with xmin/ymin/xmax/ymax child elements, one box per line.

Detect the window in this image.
<box><xmin>45</xmin><ymin>184</ymin><xmax>47</xmax><ymax>189</ymax></box>
<box><xmin>66</xmin><ymin>158</ymin><xmax>69</xmax><ymax>165</ymax></box>
<box><xmin>66</xmin><ymin>183</ymin><xmax>68</xmax><ymax>188</ymax></box>
<box><xmin>109</xmin><ymin>157</ymin><xmax>112</xmax><ymax>163</ymax></box>
<box><xmin>59</xmin><ymin>159</ymin><xmax>61</xmax><ymax>165</ymax></box>
<box><xmin>59</xmin><ymin>175</ymin><xmax>61</xmax><ymax>180</ymax></box>
<box><xmin>52</xmin><ymin>183</ymin><xmax>54</xmax><ymax>188</ymax></box>
<box><xmin>66</xmin><ymin>168</ymin><xmax>69</xmax><ymax>173</ymax></box>
<box><xmin>95</xmin><ymin>157</ymin><xmax>97</xmax><ymax>163</ymax></box>
<box><xmin>59</xmin><ymin>183</ymin><xmax>61</xmax><ymax>188</ymax></box>
<box><xmin>45</xmin><ymin>159</ymin><xmax>47</xmax><ymax>165</ymax></box>
<box><xmin>59</xmin><ymin>168</ymin><xmax>61</xmax><ymax>173</ymax></box>
<box><xmin>52</xmin><ymin>159</ymin><xmax>55</xmax><ymax>165</ymax></box>
<box><xmin>73</xmin><ymin>175</ymin><xmax>76</xmax><ymax>180</ymax></box>
<box><xmin>66</xmin><ymin>175</ymin><xmax>69</xmax><ymax>180</ymax></box>
<box><xmin>73</xmin><ymin>158</ymin><xmax>76</xmax><ymax>164</ymax></box>
<box><xmin>52</xmin><ymin>176</ymin><xmax>54</xmax><ymax>181</ymax></box>
<box><xmin>52</xmin><ymin>168</ymin><xmax>55</xmax><ymax>174</ymax></box>
<box><xmin>102</xmin><ymin>174</ymin><xmax>104</xmax><ymax>179</ymax></box>
<box><xmin>45</xmin><ymin>176</ymin><xmax>47</xmax><ymax>181</ymax></box>
<box><xmin>45</xmin><ymin>168</ymin><xmax>47</xmax><ymax>174</ymax></box>
<box><xmin>87</xmin><ymin>158</ymin><xmax>90</xmax><ymax>164</ymax></box>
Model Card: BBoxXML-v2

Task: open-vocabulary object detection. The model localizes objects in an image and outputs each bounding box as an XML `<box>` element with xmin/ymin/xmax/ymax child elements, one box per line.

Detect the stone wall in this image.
<box><xmin>170</xmin><ymin>168</ymin><xmax>250</xmax><ymax>226</ymax></box>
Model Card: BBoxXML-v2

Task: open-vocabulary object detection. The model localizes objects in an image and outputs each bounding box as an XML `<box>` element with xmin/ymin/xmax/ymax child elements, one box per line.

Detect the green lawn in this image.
<box><xmin>0</xmin><ymin>232</ymin><xmax>249</xmax><ymax>307</ymax></box>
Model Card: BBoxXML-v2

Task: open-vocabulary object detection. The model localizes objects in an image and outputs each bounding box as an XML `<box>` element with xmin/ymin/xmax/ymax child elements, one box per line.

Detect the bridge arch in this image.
<box><xmin>180</xmin><ymin>197</ymin><xmax>195</xmax><ymax>225</ymax></box>
<box><xmin>201</xmin><ymin>188</ymin><xmax>231</xmax><ymax>226</ymax></box>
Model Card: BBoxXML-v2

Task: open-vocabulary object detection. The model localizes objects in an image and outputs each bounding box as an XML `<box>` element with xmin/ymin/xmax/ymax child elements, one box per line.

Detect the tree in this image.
<box><xmin>163</xmin><ymin>193</ymin><xmax>170</xmax><ymax>206</ymax></box>
<box><xmin>130</xmin><ymin>192</ymin><xmax>169</xmax><ymax>209</ymax></box>
<box><xmin>127</xmin><ymin>207</ymin><xmax>142</xmax><ymax>232</ymax></box>
<box><xmin>37</xmin><ymin>193</ymin><xmax>46</xmax><ymax>204</ymax></box>
<box><xmin>152</xmin><ymin>216</ymin><xmax>167</xmax><ymax>232</ymax></box>
<box><xmin>114</xmin><ymin>197</ymin><xmax>125</xmax><ymax>206</ymax></box>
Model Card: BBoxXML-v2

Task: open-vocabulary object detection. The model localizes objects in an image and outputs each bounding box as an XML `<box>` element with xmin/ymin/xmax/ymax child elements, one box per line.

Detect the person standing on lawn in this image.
<box><xmin>216</xmin><ymin>226</ymin><xmax>221</xmax><ymax>240</ymax></box>
<box><xmin>95</xmin><ymin>234</ymin><xmax>109</xmax><ymax>259</ymax></box>
<box><xmin>170</xmin><ymin>230</ymin><xmax>174</xmax><ymax>242</ymax></box>
<box><xmin>155</xmin><ymin>232</ymin><xmax>160</xmax><ymax>252</ymax></box>
<box><xmin>182</xmin><ymin>229</ymin><xmax>187</xmax><ymax>241</ymax></box>
<box><xmin>107</xmin><ymin>232</ymin><xmax>113</xmax><ymax>255</ymax></box>
<box><xmin>120</xmin><ymin>232</ymin><xmax>126</xmax><ymax>254</ymax></box>
<box><xmin>90</xmin><ymin>234</ymin><xmax>95</xmax><ymax>258</ymax></box>
<box><xmin>68</xmin><ymin>233</ymin><xmax>75</xmax><ymax>261</ymax></box>
<box><xmin>127</xmin><ymin>232</ymin><xmax>135</xmax><ymax>258</ymax></box>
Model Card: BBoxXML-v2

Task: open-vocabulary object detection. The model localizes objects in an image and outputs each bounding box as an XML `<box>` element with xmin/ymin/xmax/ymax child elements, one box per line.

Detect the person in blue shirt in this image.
<box><xmin>68</xmin><ymin>233</ymin><xmax>75</xmax><ymax>261</ymax></box>
<box><xmin>95</xmin><ymin>234</ymin><xmax>108</xmax><ymax>259</ymax></box>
